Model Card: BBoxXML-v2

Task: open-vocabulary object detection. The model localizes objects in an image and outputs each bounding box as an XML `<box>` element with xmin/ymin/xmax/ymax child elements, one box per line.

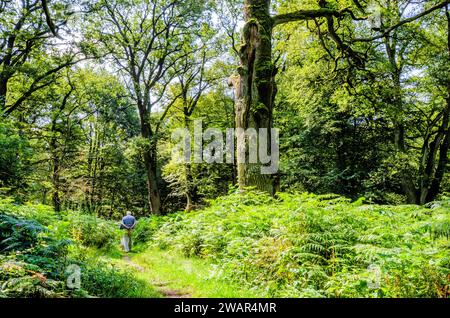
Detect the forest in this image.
<box><xmin>1</xmin><ymin>0</ymin><xmax>450</xmax><ymax>298</ymax></box>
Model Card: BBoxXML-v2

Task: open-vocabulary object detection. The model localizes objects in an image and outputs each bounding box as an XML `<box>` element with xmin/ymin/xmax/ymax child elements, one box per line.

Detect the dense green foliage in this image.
<box><xmin>0</xmin><ymin>200</ymin><xmax>157</xmax><ymax>298</ymax></box>
<box><xmin>1</xmin><ymin>0</ymin><xmax>450</xmax><ymax>299</ymax></box>
<box><xmin>136</xmin><ymin>191</ymin><xmax>450</xmax><ymax>297</ymax></box>
<box><xmin>1</xmin><ymin>0</ymin><xmax>449</xmax><ymax>212</ymax></box>
<box><xmin>1</xmin><ymin>191</ymin><xmax>449</xmax><ymax>298</ymax></box>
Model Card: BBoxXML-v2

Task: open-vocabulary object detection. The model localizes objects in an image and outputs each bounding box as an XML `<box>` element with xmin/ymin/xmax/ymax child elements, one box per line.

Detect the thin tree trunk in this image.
<box><xmin>422</xmin><ymin>106</ymin><xmax>450</xmax><ymax>203</ymax></box>
<box><xmin>427</xmin><ymin>111</ymin><xmax>450</xmax><ymax>202</ymax></box>
<box><xmin>90</xmin><ymin>130</ymin><xmax>100</xmax><ymax>213</ymax></box>
<box><xmin>384</xmin><ymin>27</ymin><xmax>418</xmax><ymax>204</ymax></box>
<box><xmin>425</xmin><ymin>6</ymin><xmax>450</xmax><ymax>203</ymax></box>
<box><xmin>51</xmin><ymin>159</ymin><xmax>61</xmax><ymax>213</ymax></box>
<box><xmin>184</xmin><ymin>114</ymin><xmax>196</xmax><ymax>211</ymax></box>
<box><xmin>0</xmin><ymin>78</ymin><xmax>7</xmax><ymax>111</ymax></box>
<box><xmin>145</xmin><ymin>152</ymin><xmax>161</xmax><ymax>215</ymax></box>
<box><xmin>50</xmin><ymin>118</ymin><xmax>61</xmax><ymax>213</ymax></box>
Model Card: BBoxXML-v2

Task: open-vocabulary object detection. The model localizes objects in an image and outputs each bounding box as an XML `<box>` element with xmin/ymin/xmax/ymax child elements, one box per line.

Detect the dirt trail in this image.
<box><xmin>122</xmin><ymin>254</ymin><xmax>191</xmax><ymax>298</ymax></box>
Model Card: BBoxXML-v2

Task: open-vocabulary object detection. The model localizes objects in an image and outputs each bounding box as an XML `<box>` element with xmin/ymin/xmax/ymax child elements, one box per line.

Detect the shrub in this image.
<box><xmin>0</xmin><ymin>211</ymin><xmax>73</xmax><ymax>298</ymax></box>
<box><xmin>0</xmin><ymin>208</ymin><xmax>153</xmax><ymax>298</ymax></box>
<box><xmin>80</xmin><ymin>260</ymin><xmax>156</xmax><ymax>297</ymax></box>
<box><xmin>0</xmin><ymin>198</ymin><xmax>57</xmax><ymax>226</ymax></box>
<box><xmin>65</xmin><ymin>212</ymin><xmax>120</xmax><ymax>250</ymax></box>
<box><xmin>132</xmin><ymin>216</ymin><xmax>165</xmax><ymax>245</ymax></box>
<box><xmin>0</xmin><ymin>214</ymin><xmax>47</xmax><ymax>252</ymax></box>
<box><xmin>147</xmin><ymin>191</ymin><xmax>450</xmax><ymax>297</ymax></box>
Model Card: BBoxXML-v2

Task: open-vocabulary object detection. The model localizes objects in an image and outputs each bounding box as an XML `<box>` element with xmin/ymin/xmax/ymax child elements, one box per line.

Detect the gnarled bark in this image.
<box><xmin>233</xmin><ymin>0</ymin><xmax>278</xmax><ymax>195</ymax></box>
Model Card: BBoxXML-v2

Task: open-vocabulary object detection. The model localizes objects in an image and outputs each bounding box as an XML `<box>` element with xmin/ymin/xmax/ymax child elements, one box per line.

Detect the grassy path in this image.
<box><xmin>117</xmin><ymin>248</ymin><xmax>264</xmax><ymax>298</ymax></box>
<box><xmin>122</xmin><ymin>254</ymin><xmax>191</xmax><ymax>298</ymax></box>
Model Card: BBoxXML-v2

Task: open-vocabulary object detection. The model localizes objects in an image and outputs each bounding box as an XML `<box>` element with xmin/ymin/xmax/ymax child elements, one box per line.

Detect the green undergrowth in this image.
<box><xmin>2</xmin><ymin>191</ymin><xmax>449</xmax><ymax>298</ymax></box>
<box><xmin>0</xmin><ymin>198</ymin><xmax>158</xmax><ymax>298</ymax></box>
<box><xmin>134</xmin><ymin>191</ymin><xmax>450</xmax><ymax>298</ymax></box>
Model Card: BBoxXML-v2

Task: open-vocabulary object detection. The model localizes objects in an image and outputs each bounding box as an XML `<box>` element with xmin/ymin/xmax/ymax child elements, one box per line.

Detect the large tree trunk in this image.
<box><xmin>139</xmin><ymin>105</ymin><xmax>162</xmax><ymax>215</ymax></box>
<box><xmin>232</xmin><ymin>0</ymin><xmax>278</xmax><ymax>195</ymax></box>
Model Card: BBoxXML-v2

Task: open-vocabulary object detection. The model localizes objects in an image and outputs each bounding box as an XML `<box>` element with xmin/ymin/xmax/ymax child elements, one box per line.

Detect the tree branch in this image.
<box><xmin>3</xmin><ymin>57</ymin><xmax>83</xmax><ymax>116</ymax></box>
<box><xmin>272</xmin><ymin>7</ymin><xmax>364</xmax><ymax>27</ymax></box>
<box><xmin>42</xmin><ymin>0</ymin><xmax>57</xmax><ymax>36</ymax></box>
<box><xmin>352</xmin><ymin>1</ymin><xmax>450</xmax><ymax>43</ymax></box>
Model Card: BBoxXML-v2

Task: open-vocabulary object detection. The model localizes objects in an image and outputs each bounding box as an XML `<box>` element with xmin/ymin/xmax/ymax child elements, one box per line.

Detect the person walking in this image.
<box><xmin>120</xmin><ymin>211</ymin><xmax>136</xmax><ymax>252</ymax></box>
